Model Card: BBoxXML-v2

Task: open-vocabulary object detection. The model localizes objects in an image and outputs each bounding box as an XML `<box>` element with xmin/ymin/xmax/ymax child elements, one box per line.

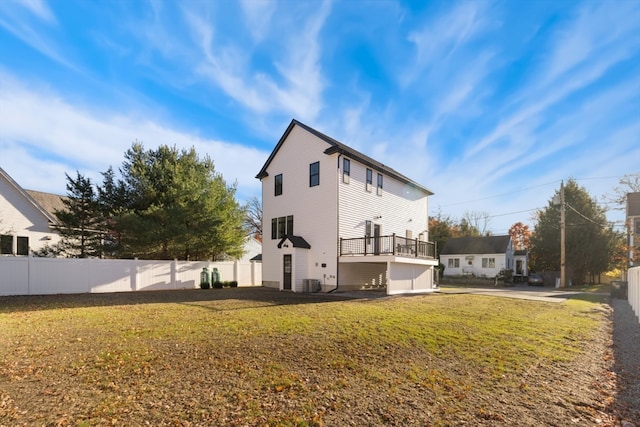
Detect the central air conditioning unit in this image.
<box><xmin>303</xmin><ymin>279</ymin><xmax>321</xmax><ymax>293</ymax></box>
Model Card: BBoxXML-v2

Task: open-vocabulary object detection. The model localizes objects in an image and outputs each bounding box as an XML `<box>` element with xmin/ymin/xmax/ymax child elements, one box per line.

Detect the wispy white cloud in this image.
<box><xmin>0</xmin><ymin>0</ymin><xmax>77</xmax><ymax>69</ymax></box>
<box><xmin>404</xmin><ymin>1</ymin><xmax>491</xmax><ymax>86</ymax></box>
<box><xmin>0</xmin><ymin>72</ymin><xmax>267</xmax><ymax>198</ymax></box>
<box><xmin>184</xmin><ymin>1</ymin><xmax>330</xmax><ymax>121</ymax></box>
<box><xmin>240</xmin><ymin>0</ymin><xmax>276</xmax><ymax>42</ymax></box>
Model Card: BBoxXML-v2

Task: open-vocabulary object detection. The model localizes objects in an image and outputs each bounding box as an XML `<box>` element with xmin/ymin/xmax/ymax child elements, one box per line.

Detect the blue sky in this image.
<box><xmin>1</xmin><ymin>0</ymin><xmax>638</xmax><ymax>235</ymax></box>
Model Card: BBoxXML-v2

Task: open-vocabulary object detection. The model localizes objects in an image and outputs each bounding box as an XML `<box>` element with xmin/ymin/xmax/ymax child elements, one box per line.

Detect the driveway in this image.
<box><xmin>437</xmin><ymin>283</ymin><xmax>592</xmax><ymax>303</ymax></box>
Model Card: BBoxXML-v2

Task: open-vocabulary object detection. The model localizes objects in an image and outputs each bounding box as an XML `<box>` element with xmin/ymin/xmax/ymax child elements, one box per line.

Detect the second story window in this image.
<box><xmin>272</xmin><ymin>215</ymin><xmax>294</xmax><ymax>239</ymax></box>
<box><xmin>377</xmin><ymin>173</ymin><xmax>383</xmax><ymax>196</ymax></box>
<box><xmin>343</xmin><ymin>158</ymin><xmax>350</xmax><ymax>184</ymax></box>
<box><xmin>275</xmin><ymin>174</ymin><xmax>283</xmax><ymax>196</ymax></box>
<box><xmin>366</xmin><ymin>169</ymin><xmax>373</xmax><ymax>191</ymax></box>
<box><xmin>310</xmin><ymin>162</ymin><xmax>320</xmax><ymax>187</ymax></box>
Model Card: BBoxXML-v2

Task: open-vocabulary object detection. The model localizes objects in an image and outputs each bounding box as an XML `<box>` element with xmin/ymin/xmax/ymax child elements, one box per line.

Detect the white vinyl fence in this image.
<box><xmin>628</xmin><ymin>266</ymin><xmax>640</xmax><ymax>323</ymax></box>
<box><xmin>0</xmin><ymin>257</ymin><xmax>262</xmax><ymax>296</ymax></box>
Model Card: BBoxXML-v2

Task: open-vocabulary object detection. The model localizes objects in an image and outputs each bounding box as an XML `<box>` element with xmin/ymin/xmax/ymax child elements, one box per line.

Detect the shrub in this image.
<box><xmin>213</xmin><ymin>281</ymin><xmax>223</xmax><ymax>289</ymax></box>
<box><xmin>229</xmin><ymin>281</ymin><xmax>238</xmax><ymax>288</ymax></box>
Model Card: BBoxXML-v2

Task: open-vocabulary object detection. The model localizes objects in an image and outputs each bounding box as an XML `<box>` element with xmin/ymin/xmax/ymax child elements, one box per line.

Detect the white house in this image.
<box><xmin>256</xmin><ymin>119</ymin><xmax>438</xmax><ymax>295</ymax></box>
<box><xmin>439</xmin><ymin>235</ymin><xmax>514</xmax><ymax>278</ymax></box>
<box><xmin>0</xmin><ymin>167</ymin><xmax>64</xmax><ymax>256</ymax></box>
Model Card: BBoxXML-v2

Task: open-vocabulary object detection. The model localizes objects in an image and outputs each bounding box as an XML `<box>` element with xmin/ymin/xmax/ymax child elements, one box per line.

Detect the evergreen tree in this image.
<box><xmin>54</xmin><ymin>171</ymin><xmax>103</xmax><ymax>258</ymax></box>
<box><xmin>530</xmin><ymin>179</ymin><xmax>612</xmax><ymax>285</ymax></box>
<box><xmin>103</xmin><ymin>142</ymin><xmax>246</xmax><ymax>260</ymax></box>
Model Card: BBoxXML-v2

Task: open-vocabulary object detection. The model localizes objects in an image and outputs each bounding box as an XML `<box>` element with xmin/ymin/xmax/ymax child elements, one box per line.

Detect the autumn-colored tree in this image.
<box><xmin>508</xmin><ymin>222</ymin><xmax>531</xmax><ymax>250</ymax></box>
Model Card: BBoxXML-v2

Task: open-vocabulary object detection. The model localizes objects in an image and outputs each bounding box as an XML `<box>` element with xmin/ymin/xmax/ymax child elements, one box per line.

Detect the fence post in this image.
<box><xmin>392</xmin><ymin>234</ymin><xmax>396</xmax><ymax>255</ymax></box>
<box><xmin>234</xmin><ymin>260</ymin><xmax>239</xmax><ymax>283</ymax></box>
<box><xmin>130</xmin><ymin>258</ymin><xmax>138</xmax><ymax>292</ymax></box>
<box><xmin>251</xmin><ymin>261</ymin><xmax>256</xmax><ymax>286</ymax></box>
<box><xmin>171</xmin><ymin>259</ymin><xmax>177</xmax><ymax>289</ymax></box>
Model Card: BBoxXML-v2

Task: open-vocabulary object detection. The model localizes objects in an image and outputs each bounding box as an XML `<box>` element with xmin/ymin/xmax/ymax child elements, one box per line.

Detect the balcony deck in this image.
<box><xmin>339</xmin><ymin>235</ymin><xmax>435</xmax><ymax>259</ymax></box>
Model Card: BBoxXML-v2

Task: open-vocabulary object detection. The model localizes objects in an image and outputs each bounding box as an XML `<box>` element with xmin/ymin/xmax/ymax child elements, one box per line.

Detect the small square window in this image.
<box><xmin>0</xmin><ymin>235</ymin><xmax>12</xmax><ymax>254</ymax></box>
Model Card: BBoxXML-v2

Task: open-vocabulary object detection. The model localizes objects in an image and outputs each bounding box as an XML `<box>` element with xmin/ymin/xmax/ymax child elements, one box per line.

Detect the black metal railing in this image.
<box><xmin>339</xmin><ymin>234</ymin><xmax>435</xmax><ymax>259</ymax></box>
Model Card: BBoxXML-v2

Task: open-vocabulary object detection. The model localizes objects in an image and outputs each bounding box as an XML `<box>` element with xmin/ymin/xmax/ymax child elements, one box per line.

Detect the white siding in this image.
<box><xmin>0</xmin><ymin>175</ymin><xmax>61</xmax><ymax>254</ymax></box>
<box><xmin>338</xmin><ymin>158</ymin><xmax>429</xmax><ymax>241</ymax></box>
<box><xmin>261</xmin><ymin>125</ymin><xmax>339</xmax><ymax>290</ymax></box>
<box><xmin>441</xmin><ymin>253</ymin><xmax>508</xmax><ymax>278</ymax></box>
<box><xmin>387</xmin><ymin>263</ymin><xmax>433</xmax><ymax>295</ymax></box>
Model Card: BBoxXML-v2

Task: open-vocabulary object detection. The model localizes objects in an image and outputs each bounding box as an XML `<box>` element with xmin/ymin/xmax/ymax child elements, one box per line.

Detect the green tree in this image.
<box><xmin>530</xmin><ymin>179</ymin><xmax>612</xmax><ymax>285</ymax></box>
<box><xmin>106</xmin><ymin>142</ymin><xmax>246</xmax><ymax>260</ymax></box>
<box><xmin>429</xmin><ymin>211</ymin><xmax>457</xmax><ymax>256</ymax></box>
<box><xmin>54</xmin><ymin>171</ymin><xmax>104</xmax><ymax>258</ymax></box>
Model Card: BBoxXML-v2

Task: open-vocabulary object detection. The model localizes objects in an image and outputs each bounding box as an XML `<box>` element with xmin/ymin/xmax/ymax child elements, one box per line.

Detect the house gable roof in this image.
<box><xmin>0</xmin><ymin>167</ymin><xmax>61</xmax><ymax>225</ymax></box>
<box><xmin>440</xmin><ymin>235</ymin><xmax>512</xmax><ymax>255</ymax></box>
<box><xmin>255</xmin><ymin>119</ymin><xmax>433</xmax><ymax>195</ymax></box>
<box><xmin>277</xmin><ymin>235</ymin><xmax>311</xmax><ymax>249</ymax></box>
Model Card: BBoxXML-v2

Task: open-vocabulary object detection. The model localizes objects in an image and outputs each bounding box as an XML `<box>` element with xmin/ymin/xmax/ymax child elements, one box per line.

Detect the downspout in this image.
<box><xmin>328</xmin><ymin>153</ymin><xmax>341</xmax><ymax>293</ymax></box>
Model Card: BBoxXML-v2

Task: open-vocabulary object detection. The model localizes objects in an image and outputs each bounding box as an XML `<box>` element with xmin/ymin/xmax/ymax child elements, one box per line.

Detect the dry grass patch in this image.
<box><xmin>0</xmin><ymin>288</ymin><xmax>612</xmax><ymax>426</ymax></box>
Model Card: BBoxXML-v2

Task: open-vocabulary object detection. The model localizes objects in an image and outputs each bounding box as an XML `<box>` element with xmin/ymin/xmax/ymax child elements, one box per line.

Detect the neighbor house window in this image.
<box><xmin>272</xmin><ymin>216</ymin><xmax>294</xmax><ymax>239</ymax></box>
<box><xmin>343</xmin><ymin>158</ymin><xmax>350</xmax><ymax>183</ymax></box>
<box><xmin>482</xmin><ymin>258</ymin><xmax>496</xmax><ymax>268</ymax></box>
<box><xmin>310</xmin><ymin>162</ymin><xmax>320</xmax><ymax>187</ymax></box>
<box><xmin>0</xmin><ymin>235</ymin><xmax>12</xmax><ymax>254</ymax></box>
<box><xmin>16</xmin><ymin>236</ymin><xmax>28</xmax><ymax>256</ymax></box>
<box><xmin>365</xmin><ymin>220</ymin><xmax>372</xmax><ymax>243</ymax></box>
<box><xmin>366</xmin><ymin>169</ymin><xmax>373</xmax><ymax>191</ymax></box>
<box><xmin>448</xmin><ymin>258</ymin><xmax>460</xmax><ymax>268</ymax></box>
<box><xmin>275</xmin><ymin>174</ymin><xmax>283</xmax><ymax>196</ymax></box>
<box><xmin>377</xmin><ymin>173</ymin><xmax>383</xmax><ymax>195</ymax></box>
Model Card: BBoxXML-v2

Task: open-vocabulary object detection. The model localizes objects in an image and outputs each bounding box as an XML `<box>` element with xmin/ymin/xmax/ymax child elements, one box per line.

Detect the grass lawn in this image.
<box><xmin>0</xmin><ymin>288</ymin><xmax>610</xmax><ymax>426</ymax></box>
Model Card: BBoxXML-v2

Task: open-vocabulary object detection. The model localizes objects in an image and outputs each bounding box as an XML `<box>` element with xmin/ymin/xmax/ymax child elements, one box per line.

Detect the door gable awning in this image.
<box><xmin>277</xmin><ymin>235</ymin><xmax>311</xmax><ymax>249</ymax></box>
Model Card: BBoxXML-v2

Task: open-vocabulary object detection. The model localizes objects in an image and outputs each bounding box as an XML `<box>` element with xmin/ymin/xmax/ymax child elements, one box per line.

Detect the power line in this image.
<box><xmin>437</xmin><ymin>174</ymin><xmax>630</xmax><ymax>208</ymax></box>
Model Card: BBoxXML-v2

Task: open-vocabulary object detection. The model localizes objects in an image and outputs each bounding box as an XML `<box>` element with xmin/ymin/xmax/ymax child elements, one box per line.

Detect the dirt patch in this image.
<box><xmin>0</xmin><ymin>288</ymin><xmax>637</xmax><ymax>426</ymax></box>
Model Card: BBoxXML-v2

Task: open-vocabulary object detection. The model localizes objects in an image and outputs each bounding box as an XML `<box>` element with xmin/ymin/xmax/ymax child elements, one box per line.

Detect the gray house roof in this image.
<box><xmin>440</xmin><ymin>235</ymin><xmax>512</xmax><ymax>255</ymax></box>
<box><xmin>255</xmin><ymin>119</ymin><xmax>433</xmax><ymax>195</ymax></box>
<box><xmin>0</xmin><ymin>167</ymin><xmax>62</xmax><ymax>225</ymax></box>
<box><xmin>25</xmin><ymin>190</ymin><xmax>66</xmax><ymax>220</ymax></box>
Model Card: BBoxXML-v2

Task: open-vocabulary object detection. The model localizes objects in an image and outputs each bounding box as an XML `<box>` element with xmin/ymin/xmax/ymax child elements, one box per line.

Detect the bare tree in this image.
<box><xmin>602</xmin><ymin>172</ymin><xmax>640</xmax><ymax>210</ymax></box>
<box><xmin>462</xmin><ymin>210</ymin><xmax>491</xmax><ymax>236</ymax></box>
<box><xmin>244</xmin><ymin>196</ymin><xmax>262</xmax><ymax>241</ymax></box>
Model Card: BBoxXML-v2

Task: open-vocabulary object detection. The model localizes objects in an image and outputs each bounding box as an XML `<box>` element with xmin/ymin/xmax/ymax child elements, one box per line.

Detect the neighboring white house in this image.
<box><xmin>513</xmin><ymin>249</ymin><xmax>529</xmax><ymax>281</ymax></box>
<box><xmin>439</xmin><ymin>235</ymin><xmax>514</xmax><ymax>278</ymax></box>
<box><xmin>237</xmin><ymin>237</ymin><xmax>262</xmax><ymax>262</ymax></box>
<box><xmin>256</xmin><ymin>119</ymin><xmax>438</xmax><ymax>295</ymax></box>
<box><xmin>0</xmin><ymin>167</ymin><xmax>64</xmax><ymax>256</ymax></box>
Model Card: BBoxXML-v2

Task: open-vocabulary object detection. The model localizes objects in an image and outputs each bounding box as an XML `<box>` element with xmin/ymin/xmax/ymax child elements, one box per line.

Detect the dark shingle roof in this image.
<box><xmin>440</xmin><ymin>235</ymin><xmax>512</xmax><ymax>255</ymax></box>
<box><xmin>256</xmin><ymin>119</ymin><xmax>433</xmax><ymax>195</ymax></box>
<box><xmin>277</xmin><ymin>235</ymin><xmax>311</xmax><ymax>249</ymax></box>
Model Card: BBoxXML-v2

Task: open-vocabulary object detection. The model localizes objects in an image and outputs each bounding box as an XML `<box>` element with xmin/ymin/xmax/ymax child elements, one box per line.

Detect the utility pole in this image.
<box><xmin>560</xmin><ymin>181</ymin><xmax>566</xmax><ymax>288</ymax></box>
